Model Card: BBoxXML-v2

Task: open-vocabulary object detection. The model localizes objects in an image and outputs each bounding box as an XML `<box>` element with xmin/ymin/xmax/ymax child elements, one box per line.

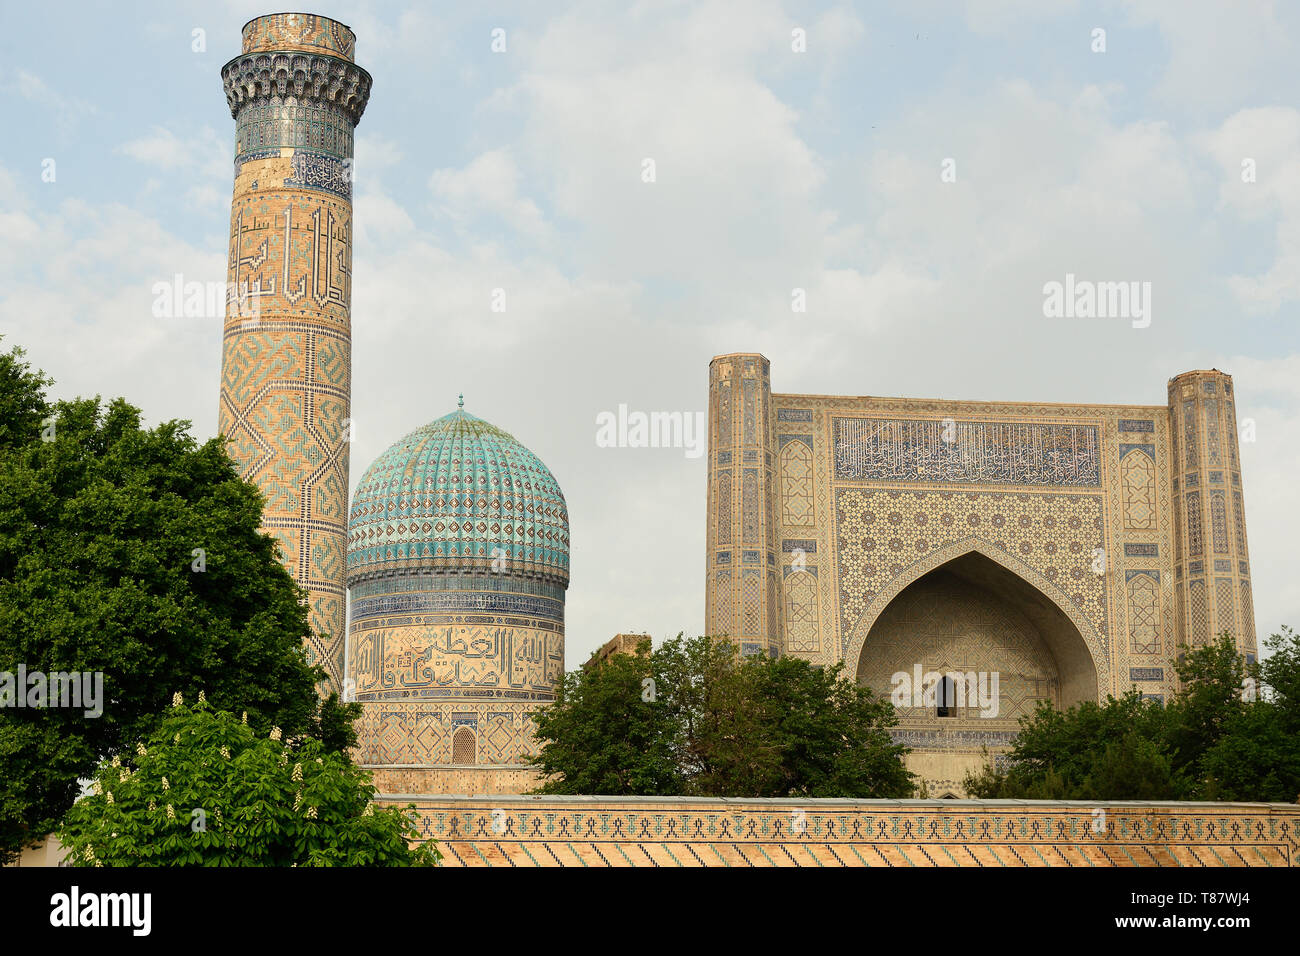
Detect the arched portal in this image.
<box><xmin>853</xmin><ymin>548</ymin><xmax>1100</xmax><ymax>795</ymax></box>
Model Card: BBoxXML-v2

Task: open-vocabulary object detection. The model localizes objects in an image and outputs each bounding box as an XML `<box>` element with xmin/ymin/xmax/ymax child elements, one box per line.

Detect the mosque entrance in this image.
<box><xmin>854</xmin><ymin>550</ymin><xmax>1098</xmax><ymax>792</ymax></box>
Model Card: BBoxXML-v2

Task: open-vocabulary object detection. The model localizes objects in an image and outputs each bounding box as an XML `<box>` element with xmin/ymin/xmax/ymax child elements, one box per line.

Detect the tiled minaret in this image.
<box><xmin>217</xmin><ymin>14</ymin><xmax>372</xmax><ymax>689</ymax></box>
<box><xmin>1168</xmin><ymin>370</ymin><xmax>1257</xmax><ymax>660</ymax></box>
<box><xmin>705</xmin><ymin>354</ymin><xmax>783</xmax><ymax>657</ymax></box>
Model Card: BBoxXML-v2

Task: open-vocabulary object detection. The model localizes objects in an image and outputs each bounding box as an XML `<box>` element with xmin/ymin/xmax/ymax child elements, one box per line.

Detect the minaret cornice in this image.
<box><xmin>220</xmin><ymin>51</ymin><xmax>372</xmax><ymax>125</ymax></box>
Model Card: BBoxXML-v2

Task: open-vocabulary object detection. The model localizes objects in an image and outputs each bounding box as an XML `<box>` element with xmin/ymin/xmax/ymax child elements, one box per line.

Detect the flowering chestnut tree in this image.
<box><xmin>58</xmin><ymin>694</ymin><xmax>440</xmax><ymax>866</ymax></box>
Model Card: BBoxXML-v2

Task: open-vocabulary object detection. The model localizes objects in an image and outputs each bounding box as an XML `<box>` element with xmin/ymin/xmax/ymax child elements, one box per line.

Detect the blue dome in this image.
<box><xmin>346</xmin><ymin>406</ymin><xmax>569</xmax><ymax>586</ymax></box>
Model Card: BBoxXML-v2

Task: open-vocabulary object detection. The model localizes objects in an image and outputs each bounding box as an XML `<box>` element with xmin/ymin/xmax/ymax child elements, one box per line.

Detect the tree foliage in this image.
<box><xmin>530</xmin><ymin>634</ymin><xmax>914</xmax><ymax>798</ymax></box>
<box><xmin>58</xmin><ymin>696</ymin><xmax>438</xmax><ymax>866</ymax></box>
<box><xmin>965</xmin><ymin>629</ymin><xmax>1300</xmax><ymax>802</ymax></box>
<box><xmin>0</xmin><ymin>341</ymin><xmax>357</xmax><ymax>863</ymax></box>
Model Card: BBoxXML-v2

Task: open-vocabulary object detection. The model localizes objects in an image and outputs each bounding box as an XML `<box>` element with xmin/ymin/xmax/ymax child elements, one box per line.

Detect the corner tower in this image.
<box><xmin>217</xmin><ymin>14</ymin><xmax>371</xmax><ymax>689</ymax></box>
<box><xmin>706</xmin><ymin>354</ymin><xmax>782</xmax><ymax>657</ymax></box>
<box><xmin>1168</xmin><ymin>370</ymin><xmax>1257</xmax><ymax>658</ymax></box>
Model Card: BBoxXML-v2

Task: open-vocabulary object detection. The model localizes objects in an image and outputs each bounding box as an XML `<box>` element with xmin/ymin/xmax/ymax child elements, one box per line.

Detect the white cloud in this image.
<box><xmin>8</xmin><ymin>69</ymin><xmax>97</xmax><ymax>132</ymax></box>
<box><xmin>119</xmin><ymin>126</ymin><xmax>227</xmax><ymax>173</ymax></box>
<box><xmin>1120</xmin><ymin>0</ymin><xmax>1297</xmax><ymax>116</ymax></box>
<box><xmin>429</xmin><ymin>149</ymin><xmax>549</xmax><ymax>240</ymax></box>
<box><xmin>1200</xmin><ymin>107</ymin><xmax>1300</xmax><ymax>312</ymax></box>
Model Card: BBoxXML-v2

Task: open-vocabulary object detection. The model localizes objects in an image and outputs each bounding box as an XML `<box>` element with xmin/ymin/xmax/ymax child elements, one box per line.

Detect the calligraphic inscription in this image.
<box><xmin>284</xmin><ymin>150</ymin><xmax>353</xmax><ymax>200</ymax></box>
<box><xmin>833</xmin><ymin>417</ymin><xmax>1101</xmax><ymax>486</ymax></box>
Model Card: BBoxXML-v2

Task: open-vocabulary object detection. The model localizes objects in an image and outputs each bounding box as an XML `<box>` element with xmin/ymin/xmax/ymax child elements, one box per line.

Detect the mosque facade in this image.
<box><xmin>705</xmin><ymin>354</ymin><xmax>1258</xmax><ymax>795</ymax></box>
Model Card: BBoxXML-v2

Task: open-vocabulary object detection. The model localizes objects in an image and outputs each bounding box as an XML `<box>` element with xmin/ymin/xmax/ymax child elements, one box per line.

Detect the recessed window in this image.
<box><xmin>451</xmin><ymin>727</ymin><xmax>477</xmax><ymax>764</ymax></box>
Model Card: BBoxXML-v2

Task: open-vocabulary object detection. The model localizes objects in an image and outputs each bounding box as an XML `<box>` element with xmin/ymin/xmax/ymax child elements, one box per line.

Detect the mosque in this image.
<box><xmin>217</xmin><ymin>14</ymin><xmax>568</xmax><ymax>794</ymax></box>
<box><xmin>217</xmin><ymin>14</ymin><xmax>1257</xmax><ymax>798</ymax></box>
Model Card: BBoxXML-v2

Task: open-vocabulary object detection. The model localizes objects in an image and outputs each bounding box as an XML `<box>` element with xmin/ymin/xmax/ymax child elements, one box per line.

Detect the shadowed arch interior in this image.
<box><xmin>856</xmin><ymin>550</ymin><xmax>1099</xmax><ymax>714</ymax></box>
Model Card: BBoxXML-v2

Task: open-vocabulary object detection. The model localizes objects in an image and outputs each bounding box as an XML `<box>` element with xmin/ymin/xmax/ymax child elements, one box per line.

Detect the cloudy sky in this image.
<box><xmin>2</xmin><ymin>0</ymin><xmax>1297</xmax><ymax>667</ymax></box>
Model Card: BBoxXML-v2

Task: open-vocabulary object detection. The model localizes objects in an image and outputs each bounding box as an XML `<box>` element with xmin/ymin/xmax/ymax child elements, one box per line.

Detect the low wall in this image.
<box><xmin>381</xmin><ymin>795</ymin><xmax>1300</xmax><ymax>867</ymax></box>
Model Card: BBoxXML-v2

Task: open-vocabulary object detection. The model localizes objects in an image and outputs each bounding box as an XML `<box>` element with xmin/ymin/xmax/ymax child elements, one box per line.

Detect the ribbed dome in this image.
<box><xmin>346</xmin><ymin>406</ymin><xmax>569</xmax><ymax>586</ymax></box>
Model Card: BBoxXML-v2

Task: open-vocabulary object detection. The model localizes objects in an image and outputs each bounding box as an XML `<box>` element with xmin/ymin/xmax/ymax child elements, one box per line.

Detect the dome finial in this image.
<box><xmin>458</xmin><ymin>393</ymin><xmax>464</xmax><ymax>410</ymax></box>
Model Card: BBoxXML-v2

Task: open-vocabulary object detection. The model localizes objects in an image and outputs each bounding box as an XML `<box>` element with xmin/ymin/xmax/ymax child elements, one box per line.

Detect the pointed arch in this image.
<box><xmin>843</xmin><ymin>536</ymin><xmax>1103</xmax><ymax>705</ymax></box>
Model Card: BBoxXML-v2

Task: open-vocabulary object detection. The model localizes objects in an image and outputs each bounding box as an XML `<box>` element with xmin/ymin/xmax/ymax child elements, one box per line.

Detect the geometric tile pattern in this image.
<box><xmin>779</xmin><ymin>440</ymin><xmax>814</xmax><ymax>526</ymax></box>
<box><xmin>782</xmin><ymin>569</ymin><xmax>819</xmax><ymax>653</ymax></box>
<box><xmin>1168</xmin><ymin>371</ymin><xmax>1254</xmax><ymax>657</ymax></box>
<box><xmin>835</xmin><ymin>487</ymin><xmax>1108</xmax><ymax>661</ymax></box>
<box><xmin>1127</xmin><ymin>572</ymin><xmax>1160</xmax><ymax>655</ymax></box>
<box><xmin>346</xmin><ymin>408</ymin><xmax>569</xmax><ymax>584</ymax></box>
<box><xmin>217</xmin><ymin>16</ymin><xmax>373</xmax><ymax>691</ymax></box>
<box><xmin>394</xmin><ymin>797</ymin><xmax>1300</xmax><ymax>867</ymax></box>
<box><xmin>705</xmin><ymin>356</ymin><xmax>780</xmax><ymax>656</ymax></box>
<box><xmin>1120</xmin><ymin>448</ymin><xmax>1156</xmax><ymax>530</ymax></box>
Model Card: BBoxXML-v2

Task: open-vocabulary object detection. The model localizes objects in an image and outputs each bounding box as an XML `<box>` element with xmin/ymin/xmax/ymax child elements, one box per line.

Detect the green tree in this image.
<box><xmin>0</xmin><ymin>343</ymin><xmax>51</xmax><ymax>452</ymax></box>
<box><xmin>1196</xmin><ymin>626</ymin><xmax>1300</xmax><ymax>802</ymax></box>
<box><xmin>1165</xmin><ymin>632</ymin><xmax>1250</xmax><ymax>789</ymax></box>
<box><xmin>0</xmin><ymin>342</ymin><xmax>357</xmax><ymax>863</ymax></box>
<box><xmin>530</xmin><ymin>634</ymin><xmax>913</xmax><ymax>798</ymax></box>
<box><xmin>963</xmin><ymin>692</ymin><xmax>1178</xmax><ymax>799</ymax></box>
<box><xmin>965</xmin><ymin>629</ymin><xmax>1300</xmax><ymax>802</ymax></box>
<box><xmin>530</xmin><ymin>638</ymin><xmax>682</xmax><ymax>794</ymax></box>
<box><xmin>58</xmin><ymin>695</ymin><xmax>438</xmax><ymax>866</ymax></box>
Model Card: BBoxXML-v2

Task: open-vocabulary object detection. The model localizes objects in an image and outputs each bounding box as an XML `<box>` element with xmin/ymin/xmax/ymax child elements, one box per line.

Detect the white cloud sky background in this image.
<box><xmin>1</xmin><ymin>0</ymin><xmax>1297</xmax><ymax>668</ymax></box>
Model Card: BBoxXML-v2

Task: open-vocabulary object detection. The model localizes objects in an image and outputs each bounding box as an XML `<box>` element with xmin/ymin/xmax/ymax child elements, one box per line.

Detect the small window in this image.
<box><xmin>451</xmin><ymin>727</ymin><xmax>477</xmax><ymax>764</ymax></box>
<box><xmin>937</xmin><ymin>676</ymin><xmax>956</xmax><ymax>718</ymax></box>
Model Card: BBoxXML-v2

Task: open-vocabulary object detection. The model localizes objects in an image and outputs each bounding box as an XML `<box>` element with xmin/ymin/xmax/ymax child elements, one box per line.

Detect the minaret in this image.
<box><xmin>217</xmin><ymin>14</ymin><xmax>372</xmax><ymax>690</ymax></box>
<box><xmin>1167</xmin><ymin>370</ymin><xmax>1257</xmax><ymax>660</ymax></box>
<box><xmin>706</xmin><ymin>354</ymin><xmax>782</xmax><ymax>657</ymax></box>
